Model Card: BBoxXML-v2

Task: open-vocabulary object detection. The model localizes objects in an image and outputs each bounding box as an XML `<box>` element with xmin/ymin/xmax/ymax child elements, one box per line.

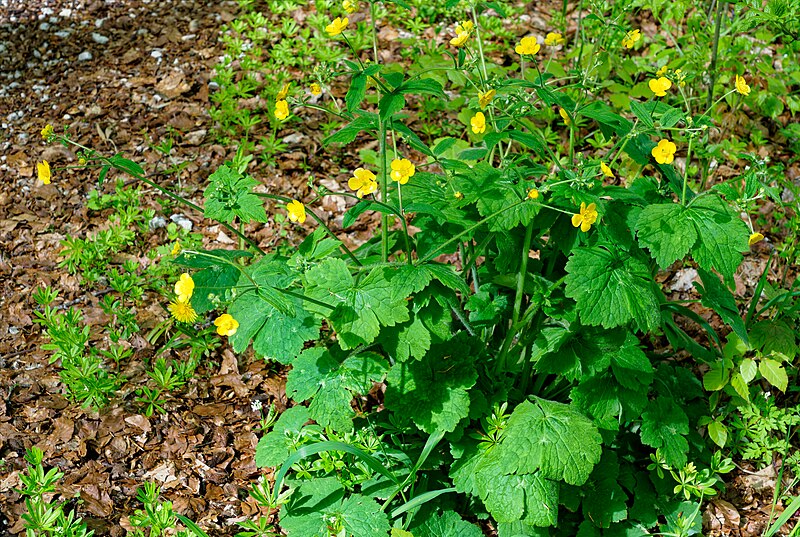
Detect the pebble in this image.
<box><xmin>6</xmin><ymin>111</ymin><xmax>22</xmax><ymax>121</ymax></box>
<box><xmin>91</xmin><ymin>33</ymin><xmax>109</xmax><ymax>44</ymax></box>
<box><xmin>170</xmin><ymin>214</ymin><xmax>193</xmax><ymax>231</ymax></box>
<box><xmin>59</xmin><ymin>8</ymin><xmax>73</xmax><ymax>17</ymax></box>
<box><xmin>150</xmin><ymin>49</ymin><xmax>163</xmax><ymax>59</ymax></box>
<box><xmin>39</xmin><ymin>22</ymin><xmax>50</xmax><ymax>31</ymax></box>
<box><xmin>148</xmin><ymin>215</ymin><xmax>167</xmax><ymax>231</ymax></box>
<box><xmin>54</xmin><ymin>30</ymin><xmax>71</xmax><ymax>38</ymax></box>
<box><xmin>78</xmin><ymin>51</ymin><xmax>93</xmax><ymax>61</ymax></box>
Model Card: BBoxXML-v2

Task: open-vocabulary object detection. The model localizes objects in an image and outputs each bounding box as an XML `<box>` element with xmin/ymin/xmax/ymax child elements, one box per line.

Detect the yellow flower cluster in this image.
<box><xmin>390</xmin><ymin>158</ymin><xmax>415</xmax><ymax>185</ymax></box>
<box><xmin>544</xmin><ymin>32</ymin><xmax>566</xmax><ymax>46</ymax></box>
<box><xmin>515</xmin><ymin>36</ymin><xmax>541</xmax><ymax>56</ymax></box>
<box><xmin>349</xmin><ymin>167</ymin><xmax>378</xmax><ymax>198</ymax></box>
<box><xmin>326</xmin><ymin>17</ymin><xmax>349</xmax><ymax>36</ymax></box>
<box><xmin>169</xmin><ymin>273</ymin><xmax>198</xmax><ymax>323</ymax></box>
<box><xmin>41</xmin><ymin>124</ymin><xmax>54</xmax><ymax>139</ymax></box>
<box><xmin>450</xmin><ymin>20</ymin><xmax>474</xmax><ymax>47</ymax></box>
<box><xmin>310</xmin><ymin>83</ymin><xmax>322</xmax><ymax>96</ymax></box>
<box><xmin>572</xmin><ymin>202</ymin><xmax>598</xmax><ymax>232</ymax></box>
<box><xmin>342</xmin><ymin>0</ymin><xmax>359</xmax><ymax>14</ymax></box>
<box><xmin>275</xmin><ymin>100</ymin><xmax>290</xmax><ymax>121</ymax></box>
<box><xmin>648</xmin><ymin>76</ymin><xmax>672</xmax><ymax>97</ymax></box>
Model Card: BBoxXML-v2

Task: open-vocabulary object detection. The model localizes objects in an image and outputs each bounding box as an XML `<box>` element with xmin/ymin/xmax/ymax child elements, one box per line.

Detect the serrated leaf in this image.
<box><xmin>286</xmin><ymin>348</ymin><xmax>387</xmax><ymax>431</ymax></box>
<box><xmin>582</xmin><ymin>452</ymin><xmax>628</xmax><ymax>528</ymax></box>
<box><xmin>415</xmin><ymin>511</ymin><xmax>484</xmax><ymax>537</ymax></box>
<box><xmin>280</xmin><ymin>492</ymin><xmax>389</xmax><ymax>537</ymax></box>
<box><xmin>347</xmin><ymin>73</ymin><xmax>368</xmax><ymax>113</ymax></box>
<box><xmin>640</xmin><ymin>397</ymin><xmax>689</xmax><ymax>467</ymax></box>
<box><xmin>759</xmin><ymin>358</ymin><xmax>788</xmax><ymax>392</ymax></box>
<box><xmin>304</xmin><ymin>259</ymin><xmax>410</xmax><ymax>349</ymax></box>
<box><xmin>564</xmin><ymin>245</ymin><xmax>661</xmax><ymax>332</ymax></box>
<box><xmin>385</xmin><ymin>336</ymin><xmax>478</xmax><ymax>433</ymax></box>
<box><xmin>204</xmin><ymin>164</ymin><xmax>268</xmax><ymax>224</ymax></box>
<box><xmin>750</xmin><ymin>320</ymin><xmax>797</xmax><ymax>360</ymax></box>
<box><xmin>635</xmin><ymin>203</ymin><xmax>697</xmax><ymax>268</ymax></box>
<box><xmin>255</xmin><ymin>406</ymin><xmax>310</xmax><ymax>467</ymax></box>
<box><xmin>695</xmin><ymin>268</ymin><xmax>749</xmax><ymax>345</ymax></box>
<box><xmin>687</xmin><ymin>196</ymin><xmax>749</xmax><ymax>282</ymax></box>
<box><xmin>381</xmin><ymin>314</ymin><xmax>431</xmax><ymax>361</ymax></box>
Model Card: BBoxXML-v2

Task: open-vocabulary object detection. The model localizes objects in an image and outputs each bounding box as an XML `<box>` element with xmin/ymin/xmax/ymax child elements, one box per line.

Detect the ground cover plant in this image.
<box><xmin>4</xmin><ymin>0</ymin><xmax>800</xmax><ymax>535</ymax></box>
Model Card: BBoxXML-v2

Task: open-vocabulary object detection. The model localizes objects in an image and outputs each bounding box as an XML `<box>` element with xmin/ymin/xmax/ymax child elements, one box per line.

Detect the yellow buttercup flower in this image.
<box><xmin>651</xmin><ymin>139</ymin><xmax>677</xmax><ymax>165</ymax></box>
<box><xmin>559</xmin><ymin>107</ymin><xmax>571</xmax><ymax>125</ymax></box>
<box><xmin>571</xmin><ymin>202</ymin><xmax>598</xmax><ymax>232</ymax></box>
<box><xmin>310</xmin><ymin>83</ymin><xmax>322</xmax><ymax>96</ymax></box>
<box><xmin>78</xmin><ymin>157</ymin><xmax>87</xmax><ymax>165</ymax></box>
<box><xmin>286</xmin><ymin>200</ymin><xmax>306</xmax><ymax>224</ymax></box>
<box><xmin>276</xmin><ymin>83</ymin><xmax>290</xmax><ymax>100</ymax></box>
<box><xmin>175</xmin><ymin>273</ymin><xmax>195</xmax><ymax>302</ymax></box>
<box><xmin>749</xmin><ymin>232</ymin><xmax>764</xmax><ymax>246</ymax></box>
<box><xmin>622</xmin><ymin>29</ymin><xmax>641</xmax><ymax>49</ymax></box>
<box><xmin>515</xmin><ymin>36</ymin><xmax>541</xmax><ymax>56</ymax></box>
<box><xmin>470</xmin><ymin>111</ymin><xmax>486</xmax><ymax>134</ymax></box>
<box><xmin>735</xmin><ymin>74</ymin><xmax>751</xmax><ymax>96</ymax></box>
<box><xmin>41</xmin><ymin>124</ymin><xmax>54</xmax><ymax>139</ymax></box>
<box><xmin>37</xmin><ymin>160</ymin><xmax>51</xmax><ymax>185</ymax></box>
<box><xmin>171</xmin><ymin>241</ymin><xmax>182</xmax><ymax>256</ymax></box>
<box><xmin>213</xmin><ymin>314</ymin><xmax>239</xmax><ymax>337</ymax></box>
<box><xmin>169</xmin><ymin>299</ymin><xmax>198</xmax><ymax>324</ymax></box>
<box><xmin>649</xmin><ymin>76</ymin><xmax>672</xmax><ymax>97</ymax></box>
<box><xmin>275</xmin><ymin>100</ymin><xmax>290</xmax><ymax>120</ymax></box>
<box><xmin>349</xmin><ymin>167</ymin><xmax>378</xmax><ymax>198</ymax></box>
<box><xmin>343</xmin><ymin>0</ymin><xmax>359</xmax><ymax>13</ymax></box>
<box><xmin>450</xmin><ymin>32</ymin><xmax>469</xmax><ymax>47</ymax></box>
<box><xmin>326</xmin><ymin>17</ymin><xmax>349</xmax><ymax>36</ymax></box>
<box><xmin>455</xmin><ymin>20</ymin><xmax>474</xmax><ymax>34</ymax></box>
<box><xmin>390</xmin><ymin>158</ymin><xmax>415</xmax><ymax>185</ymax></box>
<box><xmin>454</xmin><ymin>191</ymin><xmax>464</xmax><ymax>200</ymax></box>
<box><xmin>600</xmin><ymin>162</ymin><xmax>614</xmax><ymax>178</ymax></box>
<box><xmin>478</xmin><ymin>89</ymin><xmax>496</xmax><ymax>109</ymax></box>
<box><xmin>528</xmin><ymin>189</ymin><xmax>540</xmax><ymax>200</ymax></box>
<box><xmin>544</xmin><ymin>32</ymin><xmax>566</xmax><ymax>46</ymax></box>
<box><xmin>656</xmin><ymin>65</ymin><xmax>668</xmax><ymax>77</ymax></box>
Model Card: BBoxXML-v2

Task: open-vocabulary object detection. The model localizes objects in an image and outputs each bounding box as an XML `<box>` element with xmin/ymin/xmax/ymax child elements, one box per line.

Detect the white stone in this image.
<box><xmin>78</xmin><ymin>51</ymin><xmax>93</xmax><ymax>61</ymax></box>
<box><xmin>91</xmin><ymin>33</ymin><xmax>109</xmax><ymax>44</ymax></box>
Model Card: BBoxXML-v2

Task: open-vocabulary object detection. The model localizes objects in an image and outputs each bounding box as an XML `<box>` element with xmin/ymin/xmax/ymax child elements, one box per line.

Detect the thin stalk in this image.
<box><xmin>682</xmin><ymin>134</ymin><xmax>694</xmax><ymax>205</ymax></box>
<box><xmin>706</xmin><ymin>0</ymin><xmax>725</xmax><ymax>109</ymax></box>
<box><xmin>379</xmin><ymin>117</ymin><xmax>389</xmax><ymax>262</ymax></box>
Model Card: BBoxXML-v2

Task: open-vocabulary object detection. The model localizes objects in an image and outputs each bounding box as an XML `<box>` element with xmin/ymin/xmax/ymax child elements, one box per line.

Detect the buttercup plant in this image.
<box><xmin>36</xmin><ymin>0</ymin><xmax>798</xmax><ymax>535</ymax></box>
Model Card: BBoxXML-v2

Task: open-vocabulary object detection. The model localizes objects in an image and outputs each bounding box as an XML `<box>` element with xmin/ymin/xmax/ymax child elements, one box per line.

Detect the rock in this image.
<box><xmin>54</xmin><ymin>30</ymin><xmax>71</xmax><ymax>38</ymax></box>
<box><xmin>78</xmin><ymin>51</ymin><xmax>93</xmax><ymax>61</ymax></box>
<box><xmin>170</xmin><ymin>214</ymin><xmax>193</xmax><ymax>231</ymax></box>
<box><xmin>148</xmin><ymin>215</ymin><xmax>167</xmax><ymax>231</ymax></box>
<box><xmin>91</xmin><ymin>33</ymin><xmax>109</xmax><ymax>44</ymax></box>
<box><xmin>150</xmin><ymin>49</ymin><xmax>163</xmax><ymax>59</ymax></box>
<box><xmin>670</xmin><ymin>268</ymin><xmax>698</xmax><ymax>292</ymax></box>
<box><xmin>185</xmin><ymin>129</ymin><xmax>206</xmax><ymax>146</ymax></box>
<box><xmin>155</xmin><ymin>71</ymin><xmax>191</xmax><ymax>99</ymax></box>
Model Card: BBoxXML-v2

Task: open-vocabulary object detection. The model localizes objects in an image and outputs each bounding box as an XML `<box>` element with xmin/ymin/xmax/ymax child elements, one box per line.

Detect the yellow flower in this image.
<box><xmin>455</xmin><ymin>20</ymin><xmax>474</xmax><ymax>34</ymax></box>
<box><xmin>171</xmin><ymin>241</ymin><xmax>182</xmax><ymax>256</ymax></box>
<box><xmin>450</xmin><ymin>32</ymin><xmax>469</xmax><ymax>47</ymax></box>
<box><xmin>735</xmin><ymin>74</ymin><xmax>751</xmax><ymax>96</ymax></box>
<box><xmin>326</xmin><ymin>17</ymin><xmax>349</xmax><ymax>36</ymax></box>
<box><xmin>559</xmin><ymin>107</ymin><xmax>571</xmax><ymax>125</ymax></box>
<box><xmin>470</xmin><ymin>111</ymin><xmax>486</xmax><ymax>134</ymax></box>
<box><xmin>544</xmin><ymin>32</ymin><xmax>566</xmax><ymax>46</ymax></box>
<box><xmin>648</xmin><ymin>76</ymin><xmax>672</xmax><ymax>97</ymax></box>
<box><xmin>213</xmin><ymin>314</ymin><xmax>239</xmax><ymax>337</ymax></box>
<box><xmin>78</xmin><ymin>157</ymin><xmax>87</xmax><ymax>165</ymax></box>
<box><xmin>478</xmin><ymin>89</ymin><xmax>495</xmax><ymax>109</ymax></box>
<box><xmin>622</xmin><ymin>29</ymin><xmax>641</xmax><ymax>49</ymax></box>
<box><xmin>37</xmin><ymin>160</ymin><xmax>51</xmax><ymax>185</ymax></box>
<box><xmin>276</xmin><ymin>83</ymin><xmax>290</xmax><ymax>100</ymax></box>
<box><xmin>600</xmin><ymin>162</ymin><xmax>614</xmax><ymax>178</ymax></box>
<box><xmin>41</xmin><ymin>124</ymin><xmax>54</xmax><ymax>139</ymax></box>
<box><xmin>286</xmin><ymin>200</ymin><xmax>306</xmax><ymax>224</ymax></box>
<box><xmin>169</xmin><ymin>299</ymin><xmax>198</xmax><ymax>324</ymax></box>
<box><xmin>749</xmin><ymin>232</ymin><xmax>764</xmax><ymax>246</ymax></box>
<box><xmin>348</xmin><ymin>167</ymin><xmax>378</xmax><ymax>198</ymax></box>
<box><xmin>515</xmin><ymin>36</ymin><xmax>541</xmax><ymax>56</ymax></box>
<box><xmin>310</xmin><ymin>83</ymin><xmax>322</xmax><ymax>96</ymax></box>
<box><xmin>275</xmin><ymin>100</ymin><xmax>290</xmax><ymax>121</ymax></box>
<box><xmin>454</xmin><ymin>191</ymin><xmax>464</xmax><ymax>200</ymax></box>
<box><xmin>174</xmin><ymin>273</ymin><xmax>195</xmax><ymax>302</ymax></box>
<box><xmin>571</xmin><ymin>202</ymin><xmax>598</xmax><ymax>232</ymax></box>
<box><xmin>651</xmin><ymin>139</ymin><xmax>677</xmax><ymax>165</ymax></box>
<box><xmin>390</xmin><ymin>158</ymin><xmax>415</xmax><ymax>185</ymax></box>
<box><xmin>528</xmin><ymin>188</ymin><xmax>539</xmax><ymax>200</ymax></box>
<box><xmin>656</xmin><ymin>65</ymin><xmax>668</xmax><ymax>77</ymax></box>
<box><xmin>343</xmin><ymin>0</ymin><xmax>359</xmax><ymax>13</ymax></box>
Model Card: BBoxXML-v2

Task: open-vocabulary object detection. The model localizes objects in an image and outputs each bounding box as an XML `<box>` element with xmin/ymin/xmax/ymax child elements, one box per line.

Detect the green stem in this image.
<box><xmin>304</xmin><ymin>208</ymin><xmax>363</xmax><ymax>266</ymax></box>
<box><xmin>706</xmin><ymin>0</ymin><xmax>725</xmax><ymax>109</ymax></box>
<box><xmin>379</xmin><ymin>117</ymin><xmax>389</xmax><ymax>262</ymax></box>
<box><xmin>682</xmin><ymin>134</ymin><xmax>694</xmax><ymax>205</ymax></box>
<box><xmin>512</xmin><ymin>223</ymin><xmax>534</xmax><ymax>328</ymax></box>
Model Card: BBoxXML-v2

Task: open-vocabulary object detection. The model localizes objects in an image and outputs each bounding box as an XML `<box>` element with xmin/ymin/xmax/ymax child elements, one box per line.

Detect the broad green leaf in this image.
<box><xmin>174</xmin><ymin>249</ymin><xmax>252</xmax><ymax>314</ymax></box>
<box><xmin>255</xmin><ymin>406</ymin><xmax>310</xmax><ymax>467</ymax></box>
<box><xmin>708</xmin><ymin>421</ymin><xmax>728</xmax><ymax>448</ymax></box>
<box><xmin>686</xmin><ymin>196</ymin><xmax>749</xmax><ymax>281</ymax></box>
<box><xmin>475</xmin><ymin>181</ymin><xmax>539</xmax><ymax>231</ymax></box>
<box><xmin>109</xmin><ymin>154</ymin><xmax>145</xmax><ymax>177</ymax></box>
<box><xmin>582</xmin><ymin>452</ymin><xmax>628</xmax><ymax>528</ymax></box>
<box><xmin>381</xmin><ymin>314</ymin><xmax>431</xmax><ymax>362</ymax></box>
<box><xmin>635</xmin><ymin>203</ymin><xmax>697</xmax><ymax>268</ymax></box>
<box><xmin>304</xmin><ymin>259</ymin><xmax>410</xmax><ymax>349</ymax></box>
<box><xmin>281</xmin><ymin>491</ymin><xmax>389</xmax><ymax>537</ymax></box>
<box><xmin>695</xmin><ymin>268</ymin><xmax>748</xmax><ymax>345</ymax></box>
<box><xmin>730</xmin><ymin>372</ymin><xmax>750</xmax><ymax>402</ymax></box>
<box><xmin>384</xmin><ymin>335</ymin><xmax>478</xmax><ymax>433</ymax></box>
<box><xmin>740</xmin><ymin>358</ymin><xmax>757</xmax><ymax>383</ymax></box>
<box><xmin>415</xmin><ymin>511</ymin><xmax>483</xmax><ymax>537</ymax></box>
<box><xmin>750</xmin><ymin>320</ymin><xmax>797</xmax><ymax>360</ymax></box>
<box><xmin>702</xmin><ymin>362</ymin><xmax>729</xmax><ymax>391</ymax></box>
<box><xmin>492</xmin><ymin>398</ymin><xmax>602</xmax><ymax>485</ymax></box>
<box><xmin>571</xmin><ymin>372</ymin><xmax>648</xmax><ymax>430</ymax></box>
<box><xmin>323</xmin><ymin>115</ymin><xmax>377</xmax><ymax>146</ymax></box>
<box><xmin>564</xmin><ymin>245</ymin><xmax>661</xmax><ymax>332</ymax></box>
<box><xmin>759</xmin><ymin>357</ymin><xmax>788</xmax><ymax>392</ymax></box>
<box><xmin>203</xmin><ymin>165</ymin><xmax>268</xmax><ymax>224</ymax></box>
<box><xmin>640</xmin><ymin>397</ymin><xmax>689</xmax><ymax>467</ymax></box>
<box><xmin>286</xmin><ymin>348</ymin><xmax>387</xmax><ymax>432</ymax></box>
<box><xmin>346</xmin><ymin>73</ymin><xmax>368</xmax><ymax>113</ymax></box>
